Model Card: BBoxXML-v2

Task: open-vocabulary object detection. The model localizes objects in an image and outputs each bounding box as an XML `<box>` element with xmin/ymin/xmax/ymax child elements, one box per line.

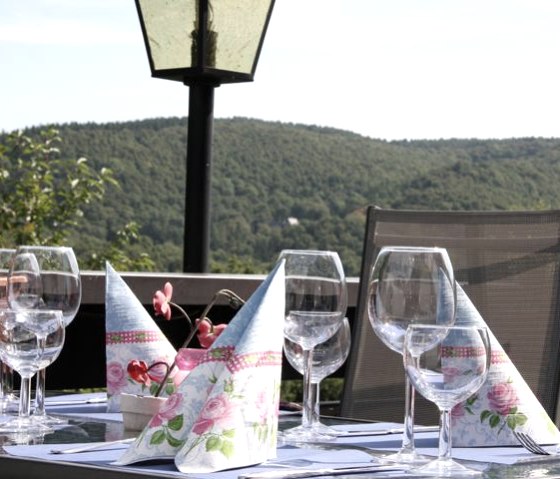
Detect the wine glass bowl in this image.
<box><xmin>0</xmin><ymin>309</ymin><xmax>65</xmax><ymax>435</ymax></box>
<box><xmin>404</xmin><ymin>324</ymin><xmax>490</xmax><ymax>476</ymax></box>
<box><xmin>284</xmin><ymin>317</ymin><xmax>351</xmax><ymax>436</ymax></box>
<box><xmin>367</xmin><ymin>246</ymin><xmax>456</xmax><ymax>464</ymax></box>
<box><xmin>279</xmin><ymin>249</ymin><xmax>347</xmax><ymax>442</ymax></box>
<box><xmin>7</xmin><ymin>245</ymin><xmax>81</xmax><ymax>425</ymax></box>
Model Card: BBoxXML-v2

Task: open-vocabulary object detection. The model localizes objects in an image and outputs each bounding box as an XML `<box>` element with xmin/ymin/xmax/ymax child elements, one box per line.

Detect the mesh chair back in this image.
<box><xmin>340</xmin><ymin>206</ymin><xmax>560</xmax><ymax>426</ymax></box>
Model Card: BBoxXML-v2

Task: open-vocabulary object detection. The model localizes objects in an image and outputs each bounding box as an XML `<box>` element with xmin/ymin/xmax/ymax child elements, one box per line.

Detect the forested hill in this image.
<box><xmin>19</xmin><ymin>117</ymin><xmax>560</xmax><ymax>275</ymax></box>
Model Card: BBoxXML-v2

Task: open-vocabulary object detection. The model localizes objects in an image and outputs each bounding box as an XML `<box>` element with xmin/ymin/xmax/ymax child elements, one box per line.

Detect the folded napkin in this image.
<box><xmin>115</xmin><ymin>261</ymin><xmax>285</xmax><ymax>473</ymax></box>
<box><xmin>105</xmin><ymin>262</ymin><xmax>179</xmax><ymax>412</ymax></box>
<box><xmin>451</xmin><ymin>285</ymin><xmax>560</xmax><ymax>446</ymax></box>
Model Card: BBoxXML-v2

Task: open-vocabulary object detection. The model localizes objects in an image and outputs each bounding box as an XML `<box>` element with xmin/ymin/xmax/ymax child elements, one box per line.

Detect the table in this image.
<box><xmin>2</xmin><ymin>393</ymin><xmax>560</xmax><ymax>479</ymax></box>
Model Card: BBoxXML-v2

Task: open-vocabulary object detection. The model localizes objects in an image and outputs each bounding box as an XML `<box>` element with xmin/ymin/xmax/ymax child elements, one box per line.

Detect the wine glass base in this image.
<box><xmin>380</xmin><ymin>449</ymin><xmax>432</xmax><ymax>466</ymax></box>
<box><xmin>279</xmin><ymin>425</ymin><xmax>337</xmax><ymax>443</ymax></box>
<box><xmin>31</xmin><ymin>412</ymin><xmax>68</xmax><ymax>427</ymax></box>
<box><xmin>412</xmin><ymin>458</ymin><xmax>483</xmax><ymax>476</ymax></box>
<box><xmin>0</xmin><ymin>416</ymin><xmax>54</xmax><ymax>435</ymax></box>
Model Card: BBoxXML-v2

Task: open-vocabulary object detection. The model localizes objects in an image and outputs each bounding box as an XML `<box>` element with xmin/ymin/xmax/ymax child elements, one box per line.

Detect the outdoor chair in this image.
<box><xmin>340</xmin><ymin>205</ymin><xmax>560</xmax><ymax>426</ymax></box>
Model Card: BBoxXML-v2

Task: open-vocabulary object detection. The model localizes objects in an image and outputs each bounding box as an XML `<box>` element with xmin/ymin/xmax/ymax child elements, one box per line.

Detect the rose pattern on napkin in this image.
<box><xmin>451</xmin><ymin>285</ymin><xmax>560</xmax><ymax>446</ymax></box>
<box><xmin>115</xmin><ymin>261</ymin><xmax>285</xmax><ymax>473</ymax></box>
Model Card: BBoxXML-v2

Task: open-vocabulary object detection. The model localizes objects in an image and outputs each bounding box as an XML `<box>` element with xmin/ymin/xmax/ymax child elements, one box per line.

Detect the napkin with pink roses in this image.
<box><xmin>115</xmin><ymin>260</ymin><xmax>285</xmax><ymax>473</ymax></box>
<box><xmin>105</xmin><ymin>262</ymin><xmax>180</xmax><ymax>412</ymax></box>
<box><xmin>451</xmin><ymin>284</ymin><xmax>560</xmax><ymax>446</ymax></box>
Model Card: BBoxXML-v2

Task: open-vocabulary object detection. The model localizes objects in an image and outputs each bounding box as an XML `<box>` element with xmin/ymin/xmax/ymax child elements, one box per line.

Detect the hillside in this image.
<box><xmin>18</xmin><ymin>118</ymin><xmax>560</xmax><ymax>276</ymax></box>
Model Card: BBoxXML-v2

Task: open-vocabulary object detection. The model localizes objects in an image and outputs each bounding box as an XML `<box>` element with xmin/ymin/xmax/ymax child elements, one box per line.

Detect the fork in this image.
<box><xmin>513</xmin><ymin>431</ymin><xmax>554</xmax><ymax>456</ymax></box>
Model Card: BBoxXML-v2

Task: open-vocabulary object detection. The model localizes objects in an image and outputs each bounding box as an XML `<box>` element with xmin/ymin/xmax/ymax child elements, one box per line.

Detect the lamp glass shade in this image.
<box><xmin>136</xmin><ymin>0</ymin><xmax>274</xmax><ymax>81</ymax></box>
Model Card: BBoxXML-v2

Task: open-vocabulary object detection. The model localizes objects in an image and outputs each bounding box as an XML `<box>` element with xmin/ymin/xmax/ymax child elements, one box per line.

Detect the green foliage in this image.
<box><xmin>0</xmin><ymin>128</ymin><xmax>116</xmax><ymax>246</ymax></box>
<box><xmin>4</xmin><ymin>119</ymin><xmax>560</xmax><ymax>275</ymax></box>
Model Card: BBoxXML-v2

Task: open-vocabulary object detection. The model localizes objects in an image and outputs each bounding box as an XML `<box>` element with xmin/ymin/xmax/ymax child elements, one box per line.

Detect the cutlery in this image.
<box><xmin>337</xmin><ymin>425</ymin><xmax>438</xmax><ymax>437</ymax></box>
<box><xmin>46</xmin><ymin>397</ymin><xmax>107</xmax><ymax>406</ymax></box>
<box><xmin>513</xmin><ymin>431</ymin><xmax>555</xmax><ymax>456</ymax></box>
<box><xmin>49</xmin><ymin>438</ymin><xmax>136</xmax><ymax>454</ymax></box>
<box><xmin>239</xmin><ymin>464</ymin><xmax>405</xmax><ymax>479</ymax></box>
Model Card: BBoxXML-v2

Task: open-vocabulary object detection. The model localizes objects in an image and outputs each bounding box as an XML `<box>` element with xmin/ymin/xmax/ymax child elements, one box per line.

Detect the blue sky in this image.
<box><xmin>1</xmin><ymin>0</ymin><xmax>559</xmax><ymax>140</ymax></box>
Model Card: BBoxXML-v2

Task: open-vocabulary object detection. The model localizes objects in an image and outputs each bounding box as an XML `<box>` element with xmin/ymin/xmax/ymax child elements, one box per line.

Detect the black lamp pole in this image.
<box><xmin>183</xmin><ymin>82</ymin><xmax>216</xmax><ymax>273</ymax></box>
<box><xmin>135</xmin><ymin>0</ymin><xmax>275</xmax><ymax>273</ymax></box>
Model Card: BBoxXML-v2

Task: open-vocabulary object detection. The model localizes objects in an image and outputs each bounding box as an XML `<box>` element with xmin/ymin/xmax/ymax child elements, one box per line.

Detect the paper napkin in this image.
<box><xmin>115</xmin><ymin>261</ymin><xmax>286</xmax><ymax>473</ymax></box>
<box><xmin>451</xmin><ymin>285</ymin><xmax>560</xmax><ymax>446</ymax></box>
<box><xmin>105</xmin><ymin>262</ymin><xmax>179</xmax><ymax>412</ymax></box>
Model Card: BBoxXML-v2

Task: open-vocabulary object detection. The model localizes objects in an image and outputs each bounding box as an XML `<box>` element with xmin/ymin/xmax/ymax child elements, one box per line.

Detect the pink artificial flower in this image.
<box><xmin>197</xmin><ymin>318</ymin><xmax>227</xmax><ymax>348</ymax></box>
<box><xmin>127</xmin><ymin>360</ymin><xmax>151</xmax><ymax>386</ymax></box>
<box><xmin>106</xmin><ymin>361</ymin><xmax>127</xmax><ymax>394</ymax></box>
<box><xmin>149</xmin><ymin>393</ymin><xmax>184</xmax><ymax>427</ymax></box>
<box><xmin>153</xmin><ymin>282</ymin><xmax>173</xmax><ymax>320</ymax></box>
<box><xmin>487</xmin><ymin>382</ymin><xmax>519</xmax><ymax>416</ymax></box>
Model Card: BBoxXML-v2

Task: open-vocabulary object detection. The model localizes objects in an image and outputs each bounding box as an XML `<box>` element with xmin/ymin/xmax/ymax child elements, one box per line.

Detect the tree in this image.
<box><xmin>0</xmin><ymin>128</ymin><xmax>155</xmax><ymax>271</ymax></box>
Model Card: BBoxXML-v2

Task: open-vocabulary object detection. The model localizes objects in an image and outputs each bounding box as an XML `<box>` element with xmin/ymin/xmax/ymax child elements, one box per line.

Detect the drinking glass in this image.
<box><xmin>279</xmin><ymin>249</ymin><xmax>347</xmax><ymax>442</ymax></box>
<box><xmin>404</xmin><ymin>324</ymin><xmax>490</xmax><ymax>476</ymax></box>
<box><xmin>368</xmin><ymin>246</ymin><xmax>456</xmax><ymax>464</ymax></box>
<box><xmin>0</xmin><ymin>248</ymin><xmax>17</xmax><ymax>412</ymax></box>
<box><xmin>8</xmin><ymin>246</ymin><xmax>81</xmax><ymax>425</ymax></box>
<box><xmin>284</xmin><ymin>317</ymin><xmax>351</xmax><ymax>437</ymax></box>
<box><xmin>0</xmin><ymin>309</ymin><xmax>65</xmax><ymax>434</ymax></box>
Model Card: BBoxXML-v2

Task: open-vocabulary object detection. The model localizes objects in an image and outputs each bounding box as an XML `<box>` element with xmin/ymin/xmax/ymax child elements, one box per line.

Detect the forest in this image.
<box><xmin>9</xmin><ymin>117</ymin><xmax>560</xmax><ymax>276</ymax></box>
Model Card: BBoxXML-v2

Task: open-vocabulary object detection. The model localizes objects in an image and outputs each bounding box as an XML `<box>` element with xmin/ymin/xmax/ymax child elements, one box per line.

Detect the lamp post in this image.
<box><xmin>135</xmin><ymin>0</ymin><xmax>275</xmax><ymax>272</ymax></box>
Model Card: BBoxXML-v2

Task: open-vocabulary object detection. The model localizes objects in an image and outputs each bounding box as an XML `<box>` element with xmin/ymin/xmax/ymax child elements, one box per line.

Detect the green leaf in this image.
<box><xmin>206</xmin><ymin>436</ymin><xmax>222</xmax><ymax>452</ymax></box>
<box><xmin>220</xmin><ymin>440</ymin><xmax>235</xmax><ymax>458</ymax></box>
<box><xmin>480</xmin><ymin>410</ymin><xmax>491</xmax><ymax>422</ymax></box>
<box><xmin>222</xmin><ymin>429</ymin><xmax>235</xmax><ymax>438</ymax></box>
<box><xmin>166</xmin><ymin>432</ymin><xmax>184</xmax><ymax>448</ymax></box>
<box><xmin>489</xmin><ymin>414</ymin><xmax>501</xmax><ymax>428</ymax></box>
<box><xmin>168</xmin><ymin>415</ymin><xmax>184</xmax><ymax>431</ymax></box>
<box><xmin>150</xmin><ymin>430</ymin><xmax>166</xmax><ymax>445</ymax></box>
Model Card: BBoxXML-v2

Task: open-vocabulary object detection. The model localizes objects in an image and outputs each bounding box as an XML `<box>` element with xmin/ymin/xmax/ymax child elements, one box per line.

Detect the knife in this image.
<box><xmin>239</xmin><ymin>464</ymin><xmax>405</xmax><ymax>479</ymax></box>
<box><xmin>337</xmin><ymin>425</ymin><xmax>438</xmax><ymax>437</ymax></box>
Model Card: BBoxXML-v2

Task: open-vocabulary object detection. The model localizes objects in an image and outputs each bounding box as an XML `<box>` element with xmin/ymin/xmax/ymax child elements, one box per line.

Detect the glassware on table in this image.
<box><xmin>279</xmin><ymin>249</ymin><xmax>347</xmax><ymax>442</ymax></box>
<box><xmin>284</xmin><ymin>317</ymin><xmax>351</xmax><ymax>437</ymax></box>
<box><xmin>0</xmin><ymin>248</ymin><xmax>17</xmax><ymax>412</ymax></box>
<box><xmin>0</xmin><ymin>309</ymin><xmax>65</xmax><ymax>435</ymax></box>
<box><xmin>7</xmin><ymin>246</ymin><xmax>81</xmax><ymax>425</ymax></box>
<box><xmin>368</xmin><ymin>246</ymin><xmax>456</xmax><ymax>465</ymax></box>
<box><xmin>403</xmin><ymin>324</ymin><xmax>490</xmax><ymax>476</ymax></box>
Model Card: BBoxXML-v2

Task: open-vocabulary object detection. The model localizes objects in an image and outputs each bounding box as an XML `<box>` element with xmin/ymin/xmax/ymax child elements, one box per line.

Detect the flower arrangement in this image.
<box><xmin>126</xmin><ymin>283</ymin><xmax>245</xmax><ymax>398</ymax></box>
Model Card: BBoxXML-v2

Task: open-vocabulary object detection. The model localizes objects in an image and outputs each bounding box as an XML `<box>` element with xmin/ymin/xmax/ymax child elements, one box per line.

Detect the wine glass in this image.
<box><xmin>279</xmin><ymin>249</ymin><xmax>347</xmax><ymax>442</ymax></box>
<box><xmin>368</xmin><ymin>246</ymin><xmax>456</xmax><ymax>464</ymax></box>
<box><xmin>8</xmin><ymin>245</ymin><xmax>81</xmax><ymax>425</ymax></box>
<box><xmin>404</xmin><ymin>324</ymin><xmax>490</xmax><ymax>476</ymax></box>
<box><xmin>0</xmin><ymin>309</ymin><xmax>65</xmax><ymax>435</ymax></box>
<box><xmin>284</xmin><ymin>317</ymin><xmax>351</xmax><ymax>437</ymax></box>
<box><xmin>0</xmin><ymin>248</ymin><xmax>17</xmax><ymax>412</ymax></box>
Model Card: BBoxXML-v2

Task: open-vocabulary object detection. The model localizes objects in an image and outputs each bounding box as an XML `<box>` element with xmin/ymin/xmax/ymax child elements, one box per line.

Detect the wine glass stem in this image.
<box><xmin>401</xmin><ymin>375</ymin><xmax>417</xmax><ymax>454</ymax></box>
<box><xmin>301</xmin><ymin>348</ymin><xmax>314</xmax><ymax>428</ymax></box>
<box><xmin>439</xmin><ymin>408</ymin><xmax>452</xmax><ymax>460</ymax></box>
<box><xmin>34</xmin><ymin>368</ymin><xmax>46</xmax><ymax>416</ymax></box>
<box><xmin>309</xmin><ymin>381</ymin><xmax>320</xmax><ymax>426</ymax></box>
<box><xmin>19</xmin><ymin>375</ymin><xmax>32</xmax><ymax>418</ymax></box>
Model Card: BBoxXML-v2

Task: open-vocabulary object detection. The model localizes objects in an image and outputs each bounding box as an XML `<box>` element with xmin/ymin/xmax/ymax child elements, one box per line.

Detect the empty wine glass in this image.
<box><xmin>284</xmin><ymin>317</ymin><xmax>351</xmax><ymax>437</ymax></box>
<box><xmin>0</xmin><ymin>309</ymin><xmax>65</xmax><ymax>435</ymax></box>
<box><xmin>8</xmin><ymin>245</ymin><xmax>81</xmax><ymax>425</ymax></box>
<box><xmin>0</xmin><ymin>248</ymin><xmax>17</xmax><ymax>412</ymax></box>
<box><xmin>404</xmin><ymin>324</ymin><xmax>490</xmax><ymax>476</ymax></box>
<box><xmin>368</xmin><ymin>246</ymin><xmax>456</xmax><ymax>465</ymax></box>
<box><xmin>279</xmin><ymin>249</ymin><xmax>347</xmax><ymax>442</ymax></box>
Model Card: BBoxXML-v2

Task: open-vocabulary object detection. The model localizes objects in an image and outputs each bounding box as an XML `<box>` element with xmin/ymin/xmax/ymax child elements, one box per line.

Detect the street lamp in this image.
<box><xmin>135</xmin><ymin>0</ymin><xmax>275</xmax><ymax>272</ymax></box>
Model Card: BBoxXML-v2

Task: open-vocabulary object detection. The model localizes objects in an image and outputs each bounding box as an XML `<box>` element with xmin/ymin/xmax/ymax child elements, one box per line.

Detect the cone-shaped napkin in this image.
<box><xmin>105</xmin><ymin>263</ymin><xmax>178</xmax><ymax>412</ymax></box>
<box><xmin>115</xmin><ymin>261</ymin><xmax>285</xmax><ymax>472</ymax></box>
<box><xmin>451</xmin><ymin>285</ymin><xmax>560</xmax><ymax>446</ymax></box>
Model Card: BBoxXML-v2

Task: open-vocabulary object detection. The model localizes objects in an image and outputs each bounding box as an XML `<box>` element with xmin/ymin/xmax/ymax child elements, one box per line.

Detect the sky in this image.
<box><xmin>1</xmin><ymin>0</ymin><xmax>560</xmax><ymax>141</ymax></box>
